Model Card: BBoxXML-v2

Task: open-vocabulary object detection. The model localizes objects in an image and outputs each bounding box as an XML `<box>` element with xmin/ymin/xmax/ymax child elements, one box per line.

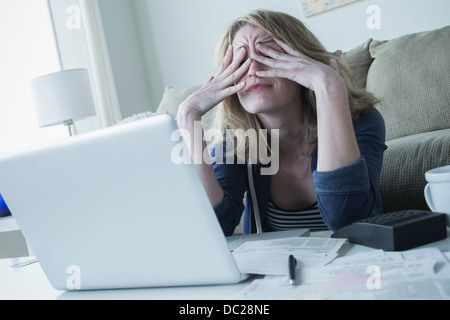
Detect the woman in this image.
<box><xmin>177</xmin><ymin>9</ymin><xmax>386</xmax><ymax>236</ymax></box>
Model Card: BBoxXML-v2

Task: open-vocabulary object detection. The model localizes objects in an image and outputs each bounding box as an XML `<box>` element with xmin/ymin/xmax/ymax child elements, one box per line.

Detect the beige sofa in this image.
<box><xmin>156</xmin><ymin>26</ymin><xmax>450</xmax><ymax>214</ymax></box>
<box><xmin>343</xmin><ymin>26</ymin><xmax>450</xmax><ymax>212</ymax></box>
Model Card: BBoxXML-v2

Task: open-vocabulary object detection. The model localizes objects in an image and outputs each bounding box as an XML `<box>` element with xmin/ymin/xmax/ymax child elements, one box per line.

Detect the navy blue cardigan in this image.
<box><xmin>211</xmin><ymin>108</ymin><xmax>387</xmax><ymax>236</ymax></box>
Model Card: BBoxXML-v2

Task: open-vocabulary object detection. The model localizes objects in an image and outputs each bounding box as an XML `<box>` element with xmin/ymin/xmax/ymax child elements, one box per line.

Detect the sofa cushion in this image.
<box><xmin>380</xmin><ymin>128</ymin><xmax>450</xmax><ymax>213</ymax></box>
<box><xmin>342</xmin><ymin>38</ymin><xmax>373</xmax><ymax>89</ymax></box>
<box><xmin>366</xmin><ymin>26</ymin><xmax>450</xmax><ymax>141</ymax></box>
<box><xmin>156</xmin><ymin>85</ymin><xmax>217</xmax><ymax>132</ymax></box>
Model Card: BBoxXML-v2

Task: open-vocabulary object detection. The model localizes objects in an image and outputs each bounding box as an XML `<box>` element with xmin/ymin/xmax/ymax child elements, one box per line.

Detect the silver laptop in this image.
<box><xmin>0</xmin><ymin>114</ymin><xmax>308</xmax><ymax>291</ymax></box>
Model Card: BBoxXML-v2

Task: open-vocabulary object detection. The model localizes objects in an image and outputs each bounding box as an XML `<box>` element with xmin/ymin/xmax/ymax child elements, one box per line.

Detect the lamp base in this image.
<box><xmin>63</xmin><ymin>120</ymin><xmax>74</xmax><ymax>136</ymax></box>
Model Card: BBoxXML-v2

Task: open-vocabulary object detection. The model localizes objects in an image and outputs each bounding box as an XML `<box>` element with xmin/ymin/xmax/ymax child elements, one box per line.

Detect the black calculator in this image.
<box><xmin>331</xmin><ymin>210</ymin><xmax>448</xmax><ymax>251</ymax></box>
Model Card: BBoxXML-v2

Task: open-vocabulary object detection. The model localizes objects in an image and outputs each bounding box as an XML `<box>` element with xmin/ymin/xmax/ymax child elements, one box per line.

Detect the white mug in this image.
<box><xmin>424</xmin><ymin>165</ymin><xmax>450</xmax><ymax>227</ymax></box>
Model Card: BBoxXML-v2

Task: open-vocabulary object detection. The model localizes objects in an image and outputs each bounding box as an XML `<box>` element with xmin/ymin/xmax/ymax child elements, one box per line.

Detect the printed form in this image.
<box><xmin>233</xmin><ymin>246</ymin><xmax>450</xmax><ymax>299</ymax></box>
<box><xmin>232</xmin><ymin>237</ymin><xmax>346</xmax><ymax>275</ymax></box>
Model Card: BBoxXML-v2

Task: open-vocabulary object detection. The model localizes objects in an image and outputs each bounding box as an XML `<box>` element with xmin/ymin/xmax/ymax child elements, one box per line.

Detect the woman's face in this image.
<box><xmin>232</xmin><ymin>25</ymin><xmax>302</xmax><ymax>115</ymax></box>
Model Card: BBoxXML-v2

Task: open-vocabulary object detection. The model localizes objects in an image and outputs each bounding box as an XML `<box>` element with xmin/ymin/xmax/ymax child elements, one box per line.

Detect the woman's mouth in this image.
<box><xmin>247</xmin><ymin>83</ymin><xmax>272</xmax><ymax>92</ymax></box>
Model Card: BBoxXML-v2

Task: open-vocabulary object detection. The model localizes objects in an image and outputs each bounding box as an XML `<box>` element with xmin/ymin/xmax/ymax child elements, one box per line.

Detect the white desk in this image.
<box><xmin>1</xmin><ymin>231</ymin><xmax>449</xmax><ymax>300</ymax></box>
<box><xmin>0</xmin><ymin>216</ymin><xmax>29</xmax><ymax>259</ymax></box>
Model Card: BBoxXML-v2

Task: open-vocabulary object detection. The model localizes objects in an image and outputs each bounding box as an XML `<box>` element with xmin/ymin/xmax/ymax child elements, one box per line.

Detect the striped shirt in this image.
<box><xmin>266</xmin><ymin>197</ymin><xmax>328</xmax><ymax>232</ymax></box>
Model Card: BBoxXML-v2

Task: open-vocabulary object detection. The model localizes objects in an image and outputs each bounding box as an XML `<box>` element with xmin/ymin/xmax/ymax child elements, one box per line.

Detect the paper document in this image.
<box><xmin>234</xmin><ymin>247</ymin><xmax>450</xmax><ymax>300</ymax></box>
<box><xmin>232</xmin><ymin>237</ymin><xmax>346</xmax><ymax>275</ymax></box>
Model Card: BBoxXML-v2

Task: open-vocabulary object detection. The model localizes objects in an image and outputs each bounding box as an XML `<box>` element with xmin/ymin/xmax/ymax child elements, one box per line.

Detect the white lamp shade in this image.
<box><xmin>30</xmin><ymin>69</ymin><xmax>96</xmax><ymax>127</ymax></box>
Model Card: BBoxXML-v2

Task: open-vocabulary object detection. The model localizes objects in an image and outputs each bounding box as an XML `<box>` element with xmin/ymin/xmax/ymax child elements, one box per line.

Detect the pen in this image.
<box><xmin>288</xmin><ymin>255</ymin><xmax>297</xmax><ymax>286</ymax></box>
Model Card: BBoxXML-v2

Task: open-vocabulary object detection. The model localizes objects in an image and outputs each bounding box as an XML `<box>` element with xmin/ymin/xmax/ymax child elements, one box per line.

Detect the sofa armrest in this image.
<box><xmin>380</xmin><ymin>129</ymin><xmax>450</xmax><ymax>212</ymax></box>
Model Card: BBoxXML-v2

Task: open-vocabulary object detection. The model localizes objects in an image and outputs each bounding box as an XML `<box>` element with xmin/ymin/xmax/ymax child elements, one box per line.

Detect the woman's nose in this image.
<box><xmin>247</xmin><ymin>59</ymin><xmax>260</xmax><ymax>78</ymax></box>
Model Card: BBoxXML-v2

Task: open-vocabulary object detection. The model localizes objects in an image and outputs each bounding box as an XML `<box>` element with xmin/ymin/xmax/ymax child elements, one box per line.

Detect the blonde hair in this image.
<box><xmin>213</xmin><ymin>9</ymin><xmax>378</xmax><ymax>162</ymax></box>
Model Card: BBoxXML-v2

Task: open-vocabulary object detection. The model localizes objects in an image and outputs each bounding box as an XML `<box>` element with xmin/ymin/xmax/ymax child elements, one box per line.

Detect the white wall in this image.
<box><xmin>100</xmin><ymin>0</ymin><xmax>450</xmax><ymax>114</ymax></box>
<box><xmin>306</xmin><ymin>0</ymin><xmax>450</xmax><ymax>51</ymax></box>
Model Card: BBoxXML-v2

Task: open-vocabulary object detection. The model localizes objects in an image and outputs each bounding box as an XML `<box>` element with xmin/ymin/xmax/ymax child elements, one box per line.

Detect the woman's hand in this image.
<box><xmin>254</xmin><ymin>38</ymin><xmax>360</xmax><ymax>172</ymax></box>
<box><xmin>176</xmin><ymin>45</ymin><xmax>251</xmax><ymax>209</ymax></box>
<box><xmin>179</xmin><ymin>45</ymin><xmax>251</xmax><ymax>119</ymax></box>
<box><xmin>253</xmin><ymin>38</ymin><xmax>342</xmax><ymax>92</ymax></box>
